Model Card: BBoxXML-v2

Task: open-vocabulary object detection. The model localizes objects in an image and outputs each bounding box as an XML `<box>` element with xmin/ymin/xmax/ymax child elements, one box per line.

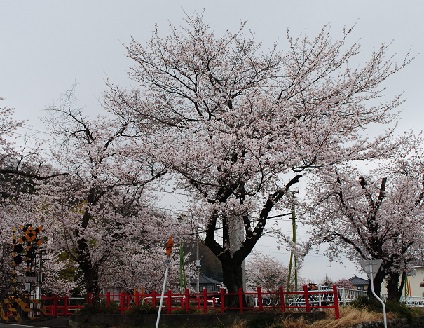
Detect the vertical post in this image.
<box><xmin>184</xmin><ymin>288</ymin><xmax>190</xmax><ymax>311</ymax></box>
<box><xmin>87</xmin><ymin>292</ymin><xmax>93</xmax><ymax>305</ymax></box>
<box><xmin>287</xmin><ymin>191</ymin><xmax>298</xmax><ymax>292</ymax></box>
<box><xmin>303</xmin><ymin>285</ymin><xmax>310</xmax><ymax>313</ymax></box>
<box><xmin>152</xmin><ymin>290</ymin><xmax>157</xmax><ymax>308</ymax></box>
<box><xmin>156</xmin><ymin>263</ymin><xmax>170</xmax><ymax>328</ymax></box>
<box><xmin>369</xmin><ymin>265</ymin><xmax>387</xmax><ymax>328</ymax></box>
<box><xmin>257</xmin><ymin>287</ymin><xmax>263</xmax><ymax>311</ymax></box>
<box><xmin>166</xmin><ymin>290</ymin><xmax>172</xmax><ymax>314</ymax></box>
<box><xmin>53</xmin><ymin>295</ymin><xmax>58</xmax><ymax>317</ymax></box>
<box><xmin>106</xmin><ymin>292</ymin><xmax>111</xmax><ymax>308</ymax></box>
<box><xmin>195</xmin><ymin>228</ymin><xmax>201</xmax><ymax>293</ymax></box>
<box><xmin>120</xmin><ymin>292</ymin><xmax>125</xmax><ymax>314</ymax></box>
<box><xmin>203</xmin><ymin>288</ymin><xmax>208</xmax><ymax>314</ymax></box>
<box><xmin>135</xmin><ymin>291</ymin><xmax>140</xmax><ymax>307</ymax></box>
<box><xmin>156</xmin><ymin>235</ymin><xmax>173</xmax><ymax>328</ymax></box>
<box><xmin>238</xmin><ymin>288</ymin><xmax>244</xmax><ymax>313</ymax></box>
<box><xmin>279</xmin><ymin>287</ymin><xmax>286</xmax><ymax>312</ymax></box>
<box><xmin>332</xmin><ymin>285</ymin><xmax>340</xmax><ymax>319</ymax></box>
<box><xmin>220</xmin><ymin>288</ymin><xmax>225</xmax><ymax>314</ymax></box>
<box><xmin>63</xmin><ymin>295</ymin><xmax>69</xmax><ymax>316</ymax></box>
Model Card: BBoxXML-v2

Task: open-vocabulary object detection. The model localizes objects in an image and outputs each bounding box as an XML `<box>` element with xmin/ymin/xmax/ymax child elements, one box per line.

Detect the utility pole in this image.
<box><xmin>287</xmin><ymin>190</ymin><xmax>299</xmax><ymax>292</ymax></box>
<box><xmin>195</xmin><ymin>227</ymin><xmax>201</xmax><ymax>293</ymax></box>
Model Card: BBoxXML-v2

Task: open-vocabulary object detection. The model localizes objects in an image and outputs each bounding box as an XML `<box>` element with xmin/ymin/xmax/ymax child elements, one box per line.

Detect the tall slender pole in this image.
<box><xmin>287</xmin><ymin>191</ymin><xmax>298</xmax><ymax>291</ymax></box>
<box><xmin>156</xmin><ymin>236</ymin><xmax>173</xmax><ymax>328</ymax></box>
<box><xmin>156</xmin><ymin>259</ymin><xmax>170</xmax><ymax>328</ymax></box>
<box><xmin>195</xmin><ymin>228</ymin><xmax>200</xmax><ymax>293</ymax></box>
<box><xmin>369</xmin><ymin>265</ymin><xmax>387</xmax><ymax>328</ymax></box>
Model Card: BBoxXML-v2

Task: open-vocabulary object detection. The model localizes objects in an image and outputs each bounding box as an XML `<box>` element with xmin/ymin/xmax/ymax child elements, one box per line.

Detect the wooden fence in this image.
<box><xmin>41</xmin><ymin>284</ymin><xmax>340</xmax><ymax>319</ymax></box>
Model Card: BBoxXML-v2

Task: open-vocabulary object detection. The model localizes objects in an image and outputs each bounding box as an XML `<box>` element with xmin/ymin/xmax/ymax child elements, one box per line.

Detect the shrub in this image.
<box><xmin>125</xmin><ymin>303</ymin><xmax>157</xmax><ymax>315</ymax></box>
<box><xmin>76</xmin><ymin>302</ymin><xmax>119</xmax><ymax>315</ymax></box>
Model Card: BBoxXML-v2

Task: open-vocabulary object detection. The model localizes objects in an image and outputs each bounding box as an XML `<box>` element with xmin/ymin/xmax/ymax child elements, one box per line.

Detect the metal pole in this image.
<box><xmin>369</xmin><ymin>265</ymin><xmax>387</xmax><ymax>328</ymax></box>
<box><xmin>195</xmin><ymin>228</ymin><xmax>200</xmax><ymax>293</ymax></box>
<box><xmin>156</xmin><ymin>259</ymin><xmax>170</xmax><ymax>328</ymax></box>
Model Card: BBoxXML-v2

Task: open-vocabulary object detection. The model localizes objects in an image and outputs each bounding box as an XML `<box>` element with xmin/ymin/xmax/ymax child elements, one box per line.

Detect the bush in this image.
<box><xmin>350</xmin><ymin>296</ymin><xmax>417</xmax><ymax>321</ymax></box>
<box><xmin>76</xmin><ymin>302</ymin><xmax>120</xmax><ymax>315</ymax></box>
<box><xmin>124</xmin><ymin>303</ymin><xmax>157</xmax><ymax>315</ymax></box>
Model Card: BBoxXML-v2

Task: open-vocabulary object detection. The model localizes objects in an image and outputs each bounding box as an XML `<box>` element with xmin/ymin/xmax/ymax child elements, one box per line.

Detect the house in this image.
<box><xmin>380</xmin><ymin>266</ymin><xmax>424</xmax><ymax>298</ymax></box>
<box><xmin>190</xmin><ymin>274</ymin><xmax>223</xmax><ymax>292</ymax></box>
<box><xmin>349</xmin><ymin>275</ymin><xmax>369</xmax><ymax>291</ymax></box>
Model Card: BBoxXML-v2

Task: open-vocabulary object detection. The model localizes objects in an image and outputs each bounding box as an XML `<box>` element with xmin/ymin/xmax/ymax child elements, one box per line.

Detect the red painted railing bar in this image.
<box><xmin>105</xmin><ymin>292</ymin><xmax>111</xmax><ymax>308</ymax></box>
<box><xmin>202</xmin><ymin>288</ymin><xmax>208</xmax><ymax>314</ymax></box>
<box><xmin>303</xmin><ymin>285</ymin><xmax>311</xmax><ymax>313</ymax></box>
<box><xmin>134</xmin><ymin>291</ymin><xmax>140</xmax><ymax>307</ymax></box>
<box><xmin>184</xmin><ymin>288</ymin><xmax>190</xmax><ymax>311</ymax></box>
<box><xmin>257</xmin><ymin>287</ymin><xmax>263</xmax><ymax>311</ymax></box>
<box><xmin>220</xmin><ymin>288</ymin><xmax>225</xmax><ymax>314</ymax></box>
<box><xmin>333</xmin><ymin>285</ymin><xmax>340</xmax><ymax>319</ymax></box>
<box><xmin>238</xmin><ymin>288</ymin><xmax>243</xmax><ymax>313</ymax></box>
<box><xmin>63</xmin><ymin>295</ymin><xmax>69</xmax><ymax>316</ymax></box>
<box><xmin>152</xmin><ymin>290</ymin><xmax>157</xmax><ymax>308</ymax></box>
<box><xmin>279</xmin><ymin>287</ymin><xmax>286</xmax><ymax>312</ymax></box>
<box><xmin>119</xmin><ymin>292</ymin><xmax>125</xmax><ymax>314</ymax></box>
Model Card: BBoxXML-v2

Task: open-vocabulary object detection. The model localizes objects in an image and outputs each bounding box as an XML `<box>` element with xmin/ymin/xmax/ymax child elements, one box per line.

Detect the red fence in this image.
<box><xmin>41</xmin><ymin>285</ymin><xmax>339</xmax><ymax>319</ymax></box>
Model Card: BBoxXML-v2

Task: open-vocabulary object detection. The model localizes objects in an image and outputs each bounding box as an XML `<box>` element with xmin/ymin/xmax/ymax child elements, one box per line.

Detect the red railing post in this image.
<box><xmin>106</xmin><ymin>292</ymin><xmax>111</xmax><ymax>308</ymax></box>
<box><xmin>220</xmin><ymin>288</ymin><xmax>225</xmax><ymax>314</ymax></box>
<box><xmin>238</xmin><ymin>288</ymin><xmax>244</xmax><ymax>313</ymax></box>
<box><xmin>53</xmin><ymin>295</ymin><xmax>58</xmax><ymax>316</ymax></box>
<box><xmin>63</xmin><ymin>295</ymin><xmax>69</xmax><ymax>316</ymax></box>
<box><xmin>303</xmin><ymin>285</ymin><xmax>310</xmax><ymax>313</ymax></box>
<box><xmin>279</xmin><ymin>287</ymin><xmax>286</xmax><ymax>312</ymax></box>
<box><xmin>333</xmin><ymin>285</ymin><xmax>340</xmax><ymax>319</ymax></box>
<box><xmin>185</xmin><ymin>288</ymin><xmax>190</xmax><ymax>311</ymax></box>
<box><xmin>152</xmin><ymin>290</ymin><xmax>157</xmax><ymax>308</ymax></box>
<box><xmin>87</xmin><ymin>292</ymin><xmax>93</xmax><ymax>305</ymax></box>
<box><xmin>202</xmin><ymin>288</ymin><xmax>208</xmax><ymax>314</ymax></box>
<box><xmin>119</xmin><ymin>292</ymin><xmax>125</xmax><ymax>314</ymax></box>
<box><xmin>166</xmin><ymin>290</ymin><xmax>172</xmax><ymax>314</ymax></box>
<box><xmin>257</xmin><ymin>287</ymin><xmax>263</xmax><ymax>311</ymax></box>
<box><xmin>135</xmin><ymin>291</ymin><xmax>140</xmax><ymax>307</ymax></box>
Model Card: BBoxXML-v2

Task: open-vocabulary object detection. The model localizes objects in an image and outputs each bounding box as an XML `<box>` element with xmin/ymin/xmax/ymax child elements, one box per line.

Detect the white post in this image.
<box><xmin>369</xmin><ymin>264</ymin><xmax>387</xmax><ymax>328</ymax></box>
<box><xmin>156</xmin><ymin>258</ymin><xmax>170</xmax><ymax>328</ymax></box>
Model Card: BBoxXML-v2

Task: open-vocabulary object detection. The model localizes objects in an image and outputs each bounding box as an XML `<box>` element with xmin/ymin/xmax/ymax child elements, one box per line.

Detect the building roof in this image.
<box><xmin>198</xmin><ymin>274</ymin><xmax>222</xmax><ymax>285</ymax></box>
<box><xmin>349</xmin><ymin>275</ymin><xmax>368</xmax><ymax>286</ymax></box>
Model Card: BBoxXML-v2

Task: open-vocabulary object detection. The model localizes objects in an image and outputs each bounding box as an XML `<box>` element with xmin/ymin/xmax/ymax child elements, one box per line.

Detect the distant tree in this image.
<box><xmin>334</xmin><ymin>278</ymin><xmax>354</xmax><ymax>289</ymax></box>
<box><xmin>303</xmin><ymin>161</ymin><xmax>424</xmax><ymax>301</ymax></box>
<box><xmin>105</xmin><ymin>14</ymin><xmax>412</xmax><ymax>304</ymax></box>
<box><xmin>246</xmin><ymin>252</ymin><xmax>288</xmax><ymax>292</ymax></box>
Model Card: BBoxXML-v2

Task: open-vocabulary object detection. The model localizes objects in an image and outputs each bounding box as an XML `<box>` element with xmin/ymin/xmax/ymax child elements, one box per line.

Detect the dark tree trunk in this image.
<box><xmin>220</xmin><ymin>255</ymin><xmax>245</xmax><ymax>308</ymax></box>
<box><xmin>77</xmin><ymin>238</ymin><xmax>100</xmax><ymax>304</ymax></box>
<box><xmin>368</xmin><ymin>267</ymin><xmax>385</xmax><ymax>298</ymax></box>
<box><xmin>76</xmin><ymin>204</ymin><xmax>101</xmax><ymax>304</ymax></box>
<box><xmin>386</xmin><ymin>271</ymin><xmax>404</xmax><ymax>301</ymax></box>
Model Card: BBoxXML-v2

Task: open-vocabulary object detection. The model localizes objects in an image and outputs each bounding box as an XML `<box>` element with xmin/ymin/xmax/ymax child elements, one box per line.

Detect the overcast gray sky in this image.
<box><xmin>1</xmin><ymin>0</ymin><xmax>423</xmax><ymax>282</ymax></box>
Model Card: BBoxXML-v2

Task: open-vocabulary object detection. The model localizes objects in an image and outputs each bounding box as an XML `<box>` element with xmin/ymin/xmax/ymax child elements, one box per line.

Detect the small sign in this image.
<box><xmin>360</xmin><ymin>259</ymin><xmax>383</xmax><ymax>279</ymax></box>
<box><xmin>17</xmin><ymin>276</ymin><xmax>38</xmax><ymax>283</ymax></box>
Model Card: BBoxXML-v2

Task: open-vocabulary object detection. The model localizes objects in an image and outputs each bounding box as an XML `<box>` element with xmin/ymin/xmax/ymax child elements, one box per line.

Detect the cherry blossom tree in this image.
<box><xmin>104</xmin><ymin>14</ymin><xmax>412</xmax><ymax>303</ymax></box>
<box><xmin>245</xmin><ymin>252</ymin><xmax>288</xmax><ymax>292</ymax></box>
<box><xmin>302</xmin><ymin>162</ymin><xmax>424</xmax><ymax>301</ymax></box>
<box><xmin>37</xmin><ymin>89</ymin><xmax>186</xmax><ymax>301</ymax></box>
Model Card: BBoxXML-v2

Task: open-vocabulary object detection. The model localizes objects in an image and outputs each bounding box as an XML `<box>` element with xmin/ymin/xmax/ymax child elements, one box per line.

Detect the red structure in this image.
<box><xmin>41</xmin><ymin>285</ymin><xmax>339</xmax><ymax>319</ymax></box>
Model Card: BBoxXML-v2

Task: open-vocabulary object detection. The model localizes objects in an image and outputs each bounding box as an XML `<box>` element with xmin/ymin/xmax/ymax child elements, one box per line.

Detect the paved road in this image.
<box><xmin>0</xmin><ymin>317</ymin><xmax>69</xmax><ymax>328</ymax></box>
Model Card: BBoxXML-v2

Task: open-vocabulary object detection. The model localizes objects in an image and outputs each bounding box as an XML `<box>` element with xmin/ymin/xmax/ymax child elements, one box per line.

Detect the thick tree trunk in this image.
<box><xmin>386</xmin><ymin>271</ymin><xmax>404</xmax><ymax>301</ymax></box>
<box><xmin>368</xmin><ymin>267</ymin><xmax>385</xmax><ymax>298</ymax></box>
<box><xmin>220</xmin><ymin>255</ymin><xmax>245</xmax><ymax>308</ymax></box>
<box><xmin>77</xmin><ymin>238</ymin><xmax>101</xmax><ymax>304</ymax></box>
